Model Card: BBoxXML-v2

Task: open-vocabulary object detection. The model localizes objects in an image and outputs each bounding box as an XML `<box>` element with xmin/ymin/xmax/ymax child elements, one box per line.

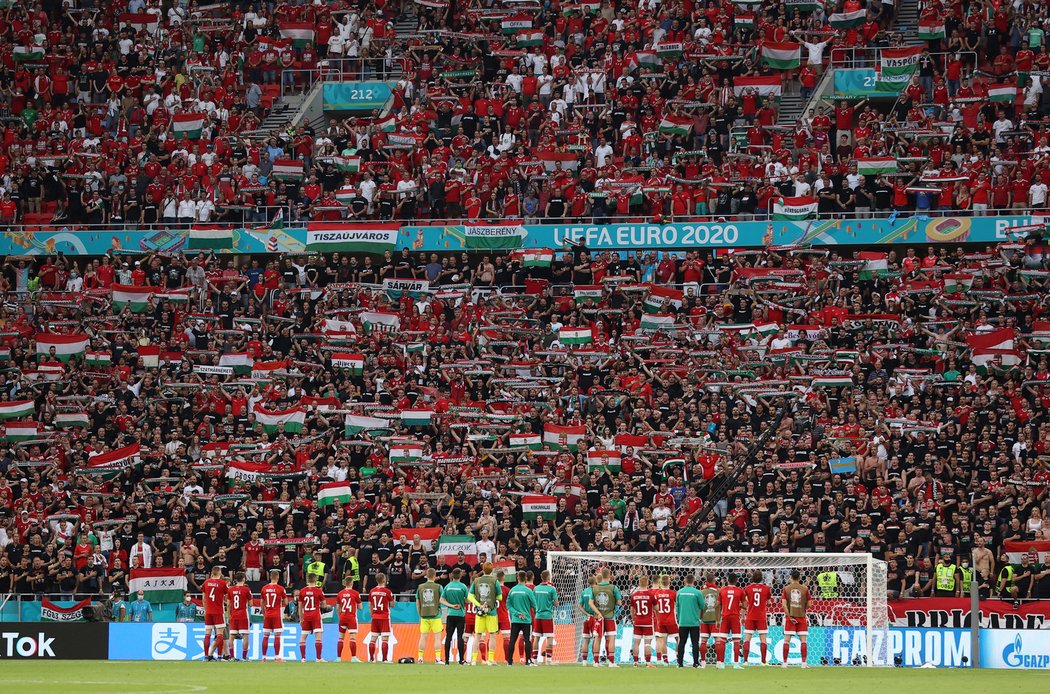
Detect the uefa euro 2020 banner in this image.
<box><xmin>0</xmin><ymin>214</ymin><xmax>1042</xmax><ymax>257</ymax></box>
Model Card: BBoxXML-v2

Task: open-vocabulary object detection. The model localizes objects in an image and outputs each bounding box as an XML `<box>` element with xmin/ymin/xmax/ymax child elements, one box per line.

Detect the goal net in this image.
<box><xmin>546</xmin><ymin>551</ymin><xmax>888</xmax><ymax>667</ymax></box>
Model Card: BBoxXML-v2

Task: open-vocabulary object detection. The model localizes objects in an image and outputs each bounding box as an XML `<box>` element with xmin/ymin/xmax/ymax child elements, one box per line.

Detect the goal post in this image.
<box><xmin>546</xmin><ymin>551</ymin><xmax>888</xmax><ymax>667</ymax></box>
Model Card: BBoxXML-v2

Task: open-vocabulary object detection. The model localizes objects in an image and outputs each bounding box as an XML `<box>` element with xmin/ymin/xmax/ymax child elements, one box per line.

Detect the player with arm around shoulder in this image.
<box><xmin>742</xmin><ymin>569</ymin><xmax>773</xmax><ymax>665</ymax></box>
<box><xmin>588</xmin><ymin>567</ymin><xmax>622</xmax><ymax>667</ymax></box>
<box><xmin>336</xmin><ymin>575</ymin><xmax>362</xmax><ymax>662</ymax></box>
<box><xmin>715</xmin><ymin>572</ymin><xmax>746</xmax><ymax>669</ymax></box>
<box><xmin>781</xmin><ymin>570</ymin><xmax>811</xmax><ymax>668</ymax></box>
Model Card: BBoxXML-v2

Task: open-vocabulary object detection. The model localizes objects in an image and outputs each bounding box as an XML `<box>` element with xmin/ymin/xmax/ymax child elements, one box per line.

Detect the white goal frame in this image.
<box><xmin>547</xmin><ymin>551</ymin><xmax>888</xmax><ymax>667</ymax></box>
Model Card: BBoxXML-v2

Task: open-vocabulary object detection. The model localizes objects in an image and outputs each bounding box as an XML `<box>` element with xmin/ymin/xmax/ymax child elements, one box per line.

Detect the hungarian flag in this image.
<box><xmin>761</xmin><ymin>42</ymin><xmax>801</xmax><ymax>69</ymax></box>
<box><xmin>279</xmin><ymin>22</ymin><xmax>316</xmax><ymax>48</ymax></box>
<box><xmin>732</xmin><ymin>75</ymin><xmax>782</xmax><ymax>97</ymax></box>
<box><xmin>401</xmin><ymin>409</ymin><xmax>434</xmax><ymax>427</ymax></box>
<box><xmin>187</xmin><ymin>226</ymin><xmax>233</xmax><ymax>250</ymax></box>
<box><xmin>390</xmin><ymin>443</ymin><xmax>424</xmax><ymax>463</ymax></box>
<box><xmin>513</xmin><ymin>248</ymin><xmax>554</xmax><ymax>267</ymax></box>
<box><xmin>574</xmin><ymin>285</ymin><xmax>603</xmax><ymax>305</ymax></box>
<box><xmin>317</xmin><ymin>482</ymin><xmax>353</xmax><ymax>508</ymax></box>
<box><xmin>640</xmin><ymin>314</ymin><xmax>676</xmax><ymax>331</ymax></box>
<box><xmin>88</xmin><ymin>443</ymin><xmax>141</xmax><ymax>470</ymax></box>
<box><xmin>971</xmin><ymin>348</ymin><xmax>1022</xmax><ymax>374</ymax></box>
<box><xmin>559</xmin><ymin>327</ymin><xmax>592</xmax><ymax>345</ymax></box>
<box><xmin>334</xmin><ymin>186</ymin><xmax>357</xmax><ymax>205</ymax></box>
<box><xmin>586</xmin><ymin>449</ymin><xmax>622</xmax><ymax>473</ymax></box>
<box><xmin>521</xmin><ymin>495</ymin><xmax>557</xmax><ymax>520</ymax></box>
<box><xmin>252</xmin><ymin>405</ymin><xmax>306</xmax><ymax>434</ymax></box>
<box><xmin>812</xmin><ymin>375</ymin><xmax>854</xmax><ymax>388</ymax></box>
<box><xmin>361</xmin><ymin>311</ymin><xmax>401</xmax><ymax>333</ymax></box>
<box><xmin>536</xmin><ymin>151</ymin><xmax>579</xmax><ymax>172</ymax></box>
<box><xmin>944</xmin><ymin>273</ymin><xmax>974</xmax><ymax>293</ymax></box>
<box><xmin>138</xmin><ymin>345</ymin><xmax>160</xmax><ymax>369</ymax></box>
<box><xmin>300</xmin><ymin>396</ymin><xmax>341</xmax><ymax>411</ymax></box>
<box><xmin>734</xmin><ymin>14</ymin><xmax>755</xmax><ymax>30</ymax></box>
<box><xmin>772</xmin><ymin>196</ymin><xmax>818</xmax><ymax>220</ymax></box>
<box><xmin>436</xmin><ymin>535</ymin><xmax>477</xmax><ymax>566</ymax></box>
<box><xmin>509</xmin><ymin>433</ymin><xmax>542</xmax><ymax>450</ymax></box>
<box><xmin>331</xmin><ymin>353</ymin><xmax>365</xmax><ymax>375</ymax></box>
<box><xmin>784</xmin><ymin>0</ymin><xmax>819</xmax><ymax>10</ymax></box>
<box><xmin>112</xmin><ymin>284</ymin><xmax>157</xmax><ymax>313</ymax></box>
<box><xmin>3</xmin><ymin>421</ymin><xmax>37</xmax><ymax>442</ymax></box>
<box><xmin>517</xmin><ymin>30</ymin><xmax>544</xmax><ymax>47</ymax></box>
<box><xmin>988</xmin><ymin>84</ymin><xmax>1017</xmax><ymax>103</ymax></box>
<box><xmin>41</xmin><ymin>598</ymin><xmax>93</xmax><ymax>621</ymax></box>
<box><xmin>251</xmin><ymin>360</ymin><xmax>287</xmax><ymax>382</ymax></box>
<box><xmin>858</xmin><ymin>251</ymin><xmax>889</xmax><ymax>279</ymax></box>
<box><xmin>120</xmin><ymin>12</ymin><xmax>160</xmax><ymax>33</ymax></box>
<box><xmin>615</xmin><ymin>433</ymin><xmax>648</xmax><ymax>453</ymax></box>
<box><xmin>129</xmin><ymin>567</ymin><xmax>188</xmax><ymax>602</ymax></box>
<box><xmin>464</xmin><ymin>224</ymin><xmax>527</xmax><ymax>250</ymax></box>
<box><xmin>1004</xmin><ymin>541</ymin><xmax>1050</xmax><ymax>564</ymax></box>
<box><xmin>656</xmin><ymin>42</ymin><xmax>683</xmax><ymax>59</ymax></box>
<box><xmin>966</xmin><ymin>327</ymin><xmax>1014</xmax><ymax>352</ymax></box>
<box><xmin>877</xmin><ymin>46</ymin><xmax>922</xmax><ymax>92</ymax></box>
<box><xmin>828</xmin><ymin>9</ymin><xmax>866</xmax><ymax>28</ymax></box>
<box><xmin>13</xmin><ymin>45</ymin><xmax>45</xmax><ymax>62</ymax></box>
<box><xmin>219</xmin><ymin>353</ymin><xmax>254</xmax><ymax>374</ymax></box>
<box><xmin>658</xmin><ymin>114</ymin><xmax>693</xmax><ymax>137</ymax></box>
<box><xmin>644</xmin><ymin>285</ymin><xmax>683</xmax><ymax>313</ymax></box>
<box><xmin>543</xmin><ymin>424</ymin><xmax>586</xmax><ymax>451</ymax></box>
<box><xmin>0</xmin><ymin>400</ymin><xmax>36</xmax><ymax>419</ymax></box>
<box><xmin>86</xmin><ymin>351</ymin><xmax>111</xmax><ymax>367</ymax></box>
<box><xmin>857</xmin><ymin>157</ymin><xmax>898</xmax><ymax>175</ymax></box>
<box><xmin>305</xmin><ymin>223</ymin><xmax>399</xmax><ymax>253</ymax></box>
<box><xmin>502</xmin><ymin>18</ymin><xmax>531</xmax><ymax>34</ymax></box>
<box><xmin>271</xmin><ymin>158</ymin><xmax>304</xmax><ymax>180</ymax></box>
<box><xmin>56</xmin><ymin>412</ymin><xmax>90</xmax><ymax>429</ymax></box>
<box><xmin>918</xmin><ymin>19</ymin><xmax>945</xmax><ymax>40</ymax></box>
<box><xmin>345</xmin><ymin>414</ymin><xmax>388</xmax><ymax>436</ymax></box>
<box><xmin>36</xmin><ymin>333</ymin><xmax>89</xmax><ymax>363</ymax></box>
<box><xmin>631</xmin><ymin>50</ymin><xmax>661</xmax><ymax>72</ymax></box>
<box><xmin>392</xmin><ymin>527</ymin><xmax>442</xmax><ymax>551</ymax></box>
<box><xmin>171</xmin><ymin>113</ymin><xmax>206</xmax><ymax>140</ymax></box>
<box><xmin>325</xmin><ymin>156</ymin><xmax>361</xmax><ymax>173</ymax></box>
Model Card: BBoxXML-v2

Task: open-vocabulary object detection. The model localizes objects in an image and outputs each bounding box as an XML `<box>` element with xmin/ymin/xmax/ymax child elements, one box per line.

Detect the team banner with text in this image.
<box><xmin>888</xmin><ymin>598</ymin><xmax>1050</xmax><ymax>630</ymax></box>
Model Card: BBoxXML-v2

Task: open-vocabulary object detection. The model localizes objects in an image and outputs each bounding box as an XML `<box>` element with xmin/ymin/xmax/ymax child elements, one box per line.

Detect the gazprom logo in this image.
<box><xmin>1002</xmin><ymin>634</ymin><xmax>1050</xmax><ymax>669</ymax></box>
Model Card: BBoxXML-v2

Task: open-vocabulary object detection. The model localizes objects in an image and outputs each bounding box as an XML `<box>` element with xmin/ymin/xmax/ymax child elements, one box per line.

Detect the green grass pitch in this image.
<box><xmin>4</xmin><ymin>662</ymin><xmax>1048</xmax><ymax>694</ymax></box>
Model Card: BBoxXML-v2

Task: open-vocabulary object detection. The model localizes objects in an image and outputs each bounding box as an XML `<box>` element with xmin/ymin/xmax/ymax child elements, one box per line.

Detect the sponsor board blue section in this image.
<box><xmin>322</xmin><ymin>82</ymin><xmax>396</xmax><ymax>111</ymax></box>
<box><xmin>980</xmin><ymin>630</ymin><xmax>1050</xmax><ymax>669</ymax></box>
<box><xmin>110</xmin><ymin>622</ymin><xmax>343</xmax><ymax>661</ymax></box>
<box><xmin>0</xmin><ymin>214</ymin><xmax>1040</xmax><ymax>256</ymax></box>
<box><xmin>834</xmin><ymin>69</ymin><xmax>886</xmax><ymax>98</ymax></box>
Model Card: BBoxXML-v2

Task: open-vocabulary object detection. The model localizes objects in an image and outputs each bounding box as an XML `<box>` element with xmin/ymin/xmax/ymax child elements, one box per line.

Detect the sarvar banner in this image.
<box><xmin>889</xmin><ymin>599</ymin><xmax>1050</xmax><ymax>630</ymax></box>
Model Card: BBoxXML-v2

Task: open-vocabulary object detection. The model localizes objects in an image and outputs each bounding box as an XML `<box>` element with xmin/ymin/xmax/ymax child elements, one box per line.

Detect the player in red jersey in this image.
<box><xmin>781</xmin><ymin>570</ymin><xmax>811</xmax><ymax>668</ymax></box>
<box><xmin>336</xmin><ymin>575</ymin><xmax>362</xmax><ymax>661</ymax></box>
<box><xmin>495</xmin><ymin>569</ymin><xmax>514</xmax><ymax>663</ymax></box>
<box><xmin>652</xmin><ymin>573</ymin><xmax>678</xmax><ymax>666</ymax></box>
<box><xmin>227</xmin><ymin>572</ymin><xmax>253</xmax><ymax>661</ymax></box>
<box><xmin>715</xmin><ymin>573</ymin><xmax>746</xmax><ymax>669</ymax></box>
<box><xmin>742</xmin><ymin>570</ymin><xmax>773</xmax><ymax>665</ymax></box>
<box><xmin>260</xmin><ymin>569</ymin><xmax>288</xmax><ymax>661</ymax></box>
<box><xmin>367</xmin><ymin>573</ymin><xmax>394</xmax><ymax>662</ymax></box>
<box><xmin>201</xmin><ymin>566</ymin><xmax>229</xmax><ymax>661</ymax></box>
<box><xmin>464</xmin><ymin>600</ymin><xmax>479</xmax><ymax>663</ymax></box>
<box><xmin>629</xmin><ymin>575</ymin><xmax>656</xmax><ymax>666</ymax></box>
<box><xmin>299</xmin><ymin>575</ymin><xmax>327</xmax><ymax>662</ymax></box>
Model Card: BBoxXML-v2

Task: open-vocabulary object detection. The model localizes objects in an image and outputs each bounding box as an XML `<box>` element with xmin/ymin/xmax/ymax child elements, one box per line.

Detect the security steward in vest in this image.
<box><xmin>934</xmin><ymin>555</ymin><xmax>961</xmax><ymax>598</ymax></box>
<box><xmin>816</xmin><ymin>569</ymin><xmax>840</xmax><ymax>599</ymax></box>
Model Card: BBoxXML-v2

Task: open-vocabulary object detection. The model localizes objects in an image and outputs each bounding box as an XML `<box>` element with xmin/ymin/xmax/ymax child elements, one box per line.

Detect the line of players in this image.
<box><xmin>580</xmin><ymin>569</ymin><xmax>812</xmax><ymax>668</ymax></box>
<box><xmin>193</xmin><ymin>562</ymin><xmax>562</xmax><ymax>664</ymax></box>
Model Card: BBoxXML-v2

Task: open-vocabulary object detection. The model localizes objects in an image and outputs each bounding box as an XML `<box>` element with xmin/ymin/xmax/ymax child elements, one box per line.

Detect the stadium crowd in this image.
<box><xmin>1</xmin><ymin>0</ymin><xmax>1050</xmax><ymax>228</ymax></box>
<box><xmin>0</xmin><ymin>234</ymin><xmax>1049</xmax><ymax>606</ymax></box>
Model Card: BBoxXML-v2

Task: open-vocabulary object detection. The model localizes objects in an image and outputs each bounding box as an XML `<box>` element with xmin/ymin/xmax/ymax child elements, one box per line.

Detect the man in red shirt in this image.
<box><xmin>630</xmin><ymin>574</ymin><xmax>656</xmax><ymax>666</ymax></box>
<box><xmin>368</xmin><ymin>572</ymin><xmax>394</xmax><ymax>662</ymax></box>
<box><xmin>227</xmin><ymin>571</ymin><xmax>252</xmax><ymax>661</ymax></box>
<box><xmin>260</xmin><ymin>569</ymin><xmax>288</xmax><ymax>661</ymax></box>
<box><xmin>299</xmin><ymin>575</ymin><xmax>327</xmax><ymax>662</ymax></box>
<box><xmin>652</xmin><ymin>573</ymin><xmax>677</xmax><ymax>665</ymax></box>
<box><xmin>715</xmin><ymin>572</ymin><xmax>745</xmax><ymax>669</ymax></box>
<box><xmin>741</xmin><ymin>570</ymin><xmax>773</xmax><ymax>665</ymax></box>
<box><xmin>336</xmin><ymin>575</ymin><xmax>362</xmax><ymax>661</ymax></box>
<box><xmin>201</xmin><ymin>566</ymin><xmax>228</xmax><ymax>661</ymax></box>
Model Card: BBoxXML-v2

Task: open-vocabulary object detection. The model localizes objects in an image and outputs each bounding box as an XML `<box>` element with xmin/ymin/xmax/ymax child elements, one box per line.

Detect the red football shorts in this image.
<box><xmin>700</xmin><ymin>623</ymin><xmax>717</xmax><ymax>637</ymax></box>
<box><xmin>656</xmin><ymin>618</ymin><xmax>678</xmax><ymax>636</ymax></box>
<box><xmin>229</xmin><ymin>615</ymin><xmax>250</xmax><ymax>632</ymax></box>
<box><xmin>744</xmin><ymin>616</ymin><xmax>768</xmax><ymax>633</ymax></box>
<box><xmin>262</xmin><ymin>614</ymin><xmax>283</xmax><ymax>631</ymax></box>
<box><xmin>583</xmin><ymin>617</ymin><xmax>597</xmax><ymax>636</ymax></box>
<box><xmin>301</xmin><ymin>614</ymin><xmax>322</xmax><ymax>632</ymax></box>
<box><xmin>534</xmin><ymin>618</ymin><xmax>554</xmax><ymax>636</ymax></box>
<box><xmin>339</xmin><ymin>615</ymin><xmax>359</xmax><ymax>631</ymax></box>
<box><xmin>718</xmin><ymin>615</ymin><xmax>742</xmax><ymax>638</ymax></box>
<box><xmin>370</xmin><ymin>617</ymin><xmax>391</xmax><ymax>634</ymax></box>
<box><xmin>633</xmin><ymin>624</ymin><xmax>653</xmax><ymax>637</ymax></box>
<box><xmin>204</xmin><ymin>611</ymin><xmax>225</xmax><ymax>628</ymax></box>
<box><xmin>498</xmin><ymin>615</ymin><xmax>510</xmax><ymax>632</ymax></box>
<box><xmin>784</xmin><ymin>616</ymin><xmax>808</xmax><ymax>635</ymax></box>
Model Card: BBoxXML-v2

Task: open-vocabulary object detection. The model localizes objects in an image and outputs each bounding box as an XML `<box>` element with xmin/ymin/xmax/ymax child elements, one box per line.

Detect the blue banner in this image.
<box><xmin>322</xmin><ymin>82</ymin><xmax>395</xmax><ymax>111</ymax></box>
<box><xmin>834</xmin><ymin>69</ymin><xmax>886</xmax><ymax>98</ymax></box>
<box><xmin>109</xmin><ymin>622</ymin><xmax>342</xmax><ymax>661</ymax></box>
<box><xmin>980</xmin><ymin>630</ymin><xmax>1050</xmax><ymax>669</ymax></box>
<box><xmin>0</xmin><ymin>215</ymin><xmax>1038</xmax><ymax>257</ymax></box>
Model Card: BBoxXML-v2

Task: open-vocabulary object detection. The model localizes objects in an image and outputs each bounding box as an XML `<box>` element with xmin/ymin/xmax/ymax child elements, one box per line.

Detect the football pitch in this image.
<box><xmin>4</xmin><ymin>662</ymin><xmax>1048</xmax><ymax>694</ymax></box>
